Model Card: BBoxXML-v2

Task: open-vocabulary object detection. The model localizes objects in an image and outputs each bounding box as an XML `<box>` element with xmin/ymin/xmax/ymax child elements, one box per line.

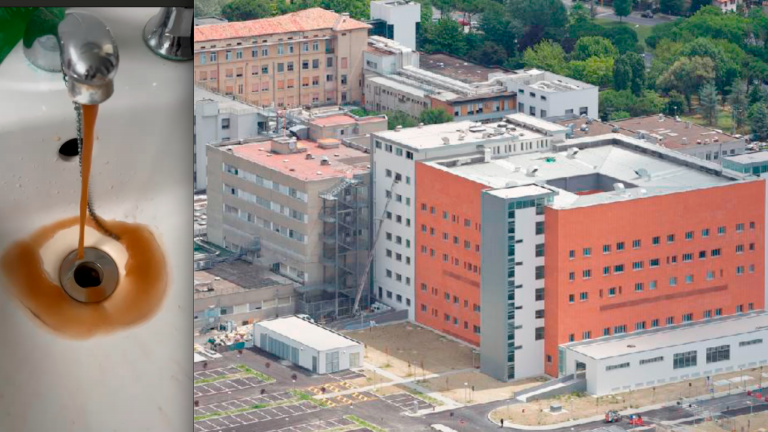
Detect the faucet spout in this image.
<box><xmin>23</xmin><ymin>9</ymin><xmax>119</xmax><ymax>105</ymax></box>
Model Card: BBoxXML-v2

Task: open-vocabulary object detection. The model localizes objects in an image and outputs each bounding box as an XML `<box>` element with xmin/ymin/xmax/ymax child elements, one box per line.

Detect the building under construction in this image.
<box><xmin>295</xmin><ymin>174</ymin><xmax>372</xmax><ymax>321</ymax></box>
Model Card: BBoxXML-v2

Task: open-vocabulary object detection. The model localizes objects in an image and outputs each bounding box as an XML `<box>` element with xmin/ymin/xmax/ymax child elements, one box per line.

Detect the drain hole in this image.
<box><xmin>74</xmin><ymin>262</ymin><xmax>103</xmax><ymax>288</ymax></box>
<box><xmin>59</xmin><ymin>138</ymin><xmax>79</xmax><ymax>158</ymax></box>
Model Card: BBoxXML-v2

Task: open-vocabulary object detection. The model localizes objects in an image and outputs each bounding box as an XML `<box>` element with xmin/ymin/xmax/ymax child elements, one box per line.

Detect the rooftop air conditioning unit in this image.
<box><xmin>320</xmin><ymin>156</ymin><xmax>331</xmax><ymax>166</ymax></box>
<box><xmin>613</xmin><ymin>183</ymin><xmax>626</xmax><ymax>194</ymax></box>
<box><xmin>526</xmin><ymin>166</ymin><xmax>539</xmax><ymax>177</ymax></box>
<box><xmin>567</xmin><ymin>148</ymin><xmax>580</xmax><ymax>159</ymax></box>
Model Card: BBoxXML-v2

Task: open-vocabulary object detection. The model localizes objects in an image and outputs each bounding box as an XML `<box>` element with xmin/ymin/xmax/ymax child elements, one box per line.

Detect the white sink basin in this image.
<box><xmin>0</xmin><ymin>8</ymin><xmax>192</xmax><ymax>432</ymax></box>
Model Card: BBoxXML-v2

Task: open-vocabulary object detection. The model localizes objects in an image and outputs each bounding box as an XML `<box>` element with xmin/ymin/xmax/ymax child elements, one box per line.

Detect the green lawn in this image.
<box><xmin>682</xmin><ymin>111</ymin><xmax>744</xmax><ymax>135</ymax></box>
<box><xmin>593</xmin><ymin>18</ymin><xmax>653</xmax><ymax>51</ymax></box>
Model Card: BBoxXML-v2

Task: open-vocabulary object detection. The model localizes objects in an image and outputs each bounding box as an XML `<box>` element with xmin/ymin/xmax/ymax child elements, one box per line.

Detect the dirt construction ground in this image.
<box><xmin>691</xmin><ymin>411</ymin><xmax>768</xmax><ymax>432</ymax></box>
<box><xmin>346</xmin><ymin>323</ymin><xmax>476</xmax><ymax>377</ymax></box>
<box><xmin>491</xmin><ymin>367</ymin><xmax>768</xmax><ymax>426</ymax></box>
<box><xmin>420</xmin><ymin>371</ymin><xmax>546</xmax><ymax>405</ymax></box>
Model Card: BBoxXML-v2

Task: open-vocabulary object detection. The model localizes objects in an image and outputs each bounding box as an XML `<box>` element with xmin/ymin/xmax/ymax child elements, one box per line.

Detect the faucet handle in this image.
<box><xmin>59</xmin><ymin>10</ymin><xmax>119</xmax><ymax>104</ymax></box>
<box><xmin>143</xmin><ymin>7</ymin><xmax>193</xmax><ymax>61</ymax></box>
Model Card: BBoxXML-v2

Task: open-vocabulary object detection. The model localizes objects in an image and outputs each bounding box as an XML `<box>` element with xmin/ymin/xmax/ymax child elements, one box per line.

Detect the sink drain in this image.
<box><xmin>59</xmin><ymin>248</ymin><xmax>119</xmax><ymax>303</ymax></box>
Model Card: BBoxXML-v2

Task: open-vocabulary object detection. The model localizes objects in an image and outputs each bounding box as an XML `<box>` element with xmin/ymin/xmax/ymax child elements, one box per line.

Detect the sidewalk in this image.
<box><xmin>488</xmin><ymin>382</ymin><xmax>766</xmax><ymax>430</ymax></box>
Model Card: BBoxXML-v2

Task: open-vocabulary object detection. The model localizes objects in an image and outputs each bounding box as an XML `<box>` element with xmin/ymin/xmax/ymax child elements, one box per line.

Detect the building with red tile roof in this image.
<box><xmin>194</xmin><ymin>8</ymin><xmax>370</xmax><ymax>108</ymax></box>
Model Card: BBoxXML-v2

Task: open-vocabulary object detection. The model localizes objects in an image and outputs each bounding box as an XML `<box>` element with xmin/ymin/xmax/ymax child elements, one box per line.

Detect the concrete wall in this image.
<box><xmin>364</xmin><ymin>76</ymin><xmax>429</xmax><ymax>118</ymax></box>
<box><xmin>509</xmin><ymin>83</ymin><xmax>598</xmax><ymax>120</ymax></box>
<box><xmin>564</xmin><ymin>326</ymin><xmax>768</xmax><ymax>395</ymax></box>
<box><xmin>679</xmin><ymin>140</ymin><xmax>747</xmax><ymax>165</ymax></box>
<box><xmin>194</xmin><ymin>283</ymin><xmax>297</xmax><ymax>331</ymax></box>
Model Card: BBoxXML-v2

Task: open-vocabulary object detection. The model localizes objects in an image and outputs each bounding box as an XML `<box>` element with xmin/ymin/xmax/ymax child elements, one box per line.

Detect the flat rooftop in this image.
<box><xmin>194</xmin><ymin>261</ymin><xmax>292</xmax><ymax>299</ymax></box>
<box><xmin>310</xmin><ymin>113</ymin><xmax>386</xmax><ymax>127</ymax></box>
<box><xmin>725</xmin><ymin>151</ymin><xmax>768</xmax><ymax>165</ymax></box>
<box><xmin>223</xmin><ymin>139</ymin><xmax>370</xmax><ymax>181</ymax></box>
<box><xmin>420</xmin><ymin>53</ymin><xmax>508</xmax><ymax>84</ymax></box>
<box><xmin>557</xmin><ymin>116</ymin><xmax>742</xmax><ymax>151</ymax></box>
<box><xmin>374</xmin><ymin>120</ymin><xmax>545</xmax><ymax>150</ymax></box>
<box><xmin>256</xmin><ymin>316</ymin><xmax>361</xmax><ymax>351</ymax></box>
<box><xmin>194</xmin><ymin>8</ymin><xmax>370</xmax><ymax>42</ymax></box>
<box><xmin>510</xmin><ymin>68</ymin><xmax>596</xmax><ymax>91</ymax></box>
<box><xmin>194</xmin><ymin>86</ymin><xmax>262</xmax><ymax>113</ymax></box>
<box><xmin>428</xmin><ymin>135</ymin><xmax>738</xmax><ymax>209</ymax></box>
<box><xmin>566</xmin><ymin>312</ymin><xmax>768</xmax><ymax>360</ymax></box>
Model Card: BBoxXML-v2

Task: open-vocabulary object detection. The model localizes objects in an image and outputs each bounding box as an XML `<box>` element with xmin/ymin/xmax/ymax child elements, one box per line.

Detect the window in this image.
<box><xmin>580</xmin><ymin>292</ymin><xmax>588</xmax><ymax>301</ymax></box>
<box><xmin>685</xmin><ymin>274</ymin><xmax>693</xmax><ymax>284</ymax></box>
<box><xmin>649</xmin><ymin>259</ymin><xmax>659</xmax><ymax>268</ymax></box>
<box><xmin>683</xmin><ymin>253</ymin><xmax>693</xmax><ymax>262</ymax></box>
<box><xmin>473</xmin><ymin>325</ymin><xmax>481</xmax><ymax>334</ymax></box>
<box><xmin>535</xmin><ymin>309</ymin><xmax>545</xmax><ymax>319</ymax></box>
<box><xmin>535</xmin><ymin>243</ymin><xmax>545</xmax><ymax>257</ymax></box>
<box><xmin>221</xmin><ymin>118</ymin><xmax>230</xmax><ymax>130</ymax></box>
<box><xmin>603</xmin><ymin>328</ymin><xmax>611</xmax><ymax>336</ymax></box>
<box><xmin>706</xmin><ymin>345</ymin><xmax>730</xmax><ymax>363</ymax></box>
<box><xmin>736</xmin><ymin>223</ymin><xmax>744</xmax><ymax>232</ymax></box>
<box><xmin>685</xmin><ymin>231</ymin><xmax>694</xmax><ymax>240</ymax></box>
<box><xmin>535</xmin><ymin>266</ymin><xmax>545</xmax><ymax>280</ymax></box>
<box><xmin>715</xmin><ymin>308</ymin><xmax>722</xmax><ymax>316</ymax></box>
<box><xmin>740</xmin><ymin>339</ymin><xmax>763</xmax><ymax>347</ymax></box>
<box><xmin>736</xmin><ymin>304</ymin><xmax>744</xmax><ymax>313</ymax></box>
<box><xmin>635</xmin><ymin>321</ymin><xmax>646</xmax><ymax>330</ymax></box>
<box><xmin>669</xmin><ymin>276</ymin><xmax>677</xmax><ymax>286</ymax></box>
<box><xmin>640</xmin><ymin>356</ymin><xmax>664</xmax><ymax>365</ymax></box>
<box><xmin>736</xmin><ymin>244</ymin><xmax>744</xmax><ymax>254</ymax></box>
<box><xmin>673</xmin><ymin>351</ymin><xmax>697</xmax><ymax>369</ymax></box>
<box><xmin>569</xmin><ymin>272</ymin><xmax>575</xmax><ymax>281</ymax></box>
<box><xmin>667</xmin><ymin>234</ymin><xmax>675</xmax><ymax>243</ymax></box>
<box><xmin>536</xmin><ymin>221</ymin><xmax>545</xmax><ymax>235</ymax></box>
<box><xmin>706</xmin><ymin>271</ymin><xmax>715</xmax><ymax>280</ymax></box>
<box><xmin>608</xmin><ymin>287</ymin><xmax>616</xmax><ymax>296</ymax></box>
<box><xmin>704</xmin><ymin>310</ymin><xmax>712</xmax><ymax>318</ymax></box>
<box><xmin>603</xmin><ymin>244</ymin><xmax>611</xmax><ymax>254</ymax></box>
<box><xmin>583</xmin><ymin>331</ymin><xmax>591</xmax><ymax>340</ymax></box>
<box><xmin>603</xmin><ymin>266</ymin><xmax>611</xmax><ymax>276</ymax></box>
<box><xmin>614</xmin><ymin>264</ymin><xmax>624</xmax><ymax>274</ymax></box>
<box><xmin>583</xmin><ymin>247</ymin><xmax>592</xmax><ymax>257</ymax></box>
<box><xmin>569</xmin><ymin>294</ymin><xmax>575</xmax><ymax>303</ymax></box>
<box><xmin>652</xmin><ymin>236</ymin><xmax>660</xmax><ymax>246</ymax></box>
<box><xmin>632</xmin><ymin>261</ymin><xmax>644</xmax><ymax>270</ymax></box>
<box><xmin>614</xmin><ymin>325</ymin><xmax>627</xmax><ymax>334</ymax></box>
<box><xmin>569</xmin><ymin>334</ymin><xmax>575</xmax><ymax>342</ymax></box>
<box><xmin>535</xmin><ymin>288</ymin><xmax>545</xmax><ymax>301</ymax></box>
<box><xmin>711</xmin><ymin>248</ymin><xmax>721</xmax><ymax>257</ymax></box>
<box><xmin>569</xmin><ymin>250</ymin><xmax>575</xmax><ymax>259</ymax></box>
<box><xmin>632</xmin><ymin>239</ymin><xmax>641</xmax><ymax>249</ymax></box>
<box><xmin>682</xmin><ymin>313</ymin><xmax>693</xmax><ymax>322</ymax></box>
<box><xmin>635</xmin><ymin>282</ymin><xmax>644</xmax><ymax>292</ymax></box>
<box><xmin>582</xmin><ymin>269</ymin><xmax>591</xmax><ymax>279</ymax></box>
<box><xmin>702</xmin><ymin>228</ymin><xmax>710</xmax><ymax>237</ymax></box>
<box><xmin>718</xmin><ymin>226</ymin><xmax>726</xmax><ymax>235</ymax></box>
<box><xmin>535</xmin><ymin>327</ymin><xmax>545</xmax><ymax>340</ymax></box>
<box><xmin>616</xmin><ymin>242</ymin><xmax>625</xmax><ymax>251</ymax></box>
<box><xmin>651</xmin><ymin>319</ymin><xmax>659</xmax><ymax>328</ymax></box>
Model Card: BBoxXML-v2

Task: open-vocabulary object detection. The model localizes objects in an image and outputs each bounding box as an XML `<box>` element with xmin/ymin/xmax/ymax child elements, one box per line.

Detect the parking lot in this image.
<box><xmin>194</xmin><ymin>401</ymin><xmax>322</xmax><ymax>432</ymax></box>
<box><xmin>254</xmin><ymin>417</ymin><xmax>374</xmax><ymax>432</ymax></box>
<box><xmin>194</xmin><ymin>376</ymin><xmax>267</xmax><ymax>397</ymax></box>
<box><xmin>381</xmin><ymin>392</ymin><xmax>436</xmax><ymax>413</ymax></box>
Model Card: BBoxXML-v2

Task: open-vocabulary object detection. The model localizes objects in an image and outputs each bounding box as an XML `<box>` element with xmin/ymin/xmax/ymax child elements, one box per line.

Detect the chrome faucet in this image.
<box><xmin>23</xmin><ymin>8</ymin><xmax>119</xmax><ymax>105</ymax></box>
<box><xmin>143</xmin><ymin>7</ymin><xmax>193</xmax><ymax>61</ymax></box>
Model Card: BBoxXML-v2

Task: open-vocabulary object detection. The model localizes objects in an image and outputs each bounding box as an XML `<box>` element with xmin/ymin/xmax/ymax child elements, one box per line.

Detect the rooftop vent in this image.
<box><xmin>634</xmin><ymin>168</ymin><xmax>650</xmax><ymax>180</ymax></box>
<box><xmin>418</xmin><ymin>123</ymin><xmax>424</xmax><ymax>128</ymax></box>
<box><xmin>441</xmin><ymin>137</ymin><xmax>451</xmax><ymax>145</ymax></box>
<box><xmin>305</xmin><ymin>153</ymin><xmax>315</xmax><ymax>160</ymax></box>
<box><xmin>686</xmin><ymin>121</ymin><xmax>692</xmax><ymax>129</ymax></box>
<box><xmin>458</xmin><ymin>132</ymin><xmax>466</xmax><ymax>141</ymax></box>
<box><xmin>713</xmin><ymin>136</ymin><xmax>719</xmax><ymax>143</ymax></box>
<box><xmin>613</xmin><ymin>183</ymin><xmax>626</xmax><ymax>194</ymax></box>
<box><xmin>526</xmin><ymin>166</ymin><xmax>539</xmax><ymax>177</ymax></box>
<box><xmin>612</xmin><ymin>126</ymin><xmax>620</xmax><ymax>133</ymax></box>
<box><xmin>681</xmin><ymin>137</ymin><xmax>688</xmax><ymax>145</ymax></box>
<box><xmin>567</xmin><ymin>148</ymin><xmax>580</xmax><ymax>159</ymax></box>
<box><xmin>395</xmin><ymin>125</ymin><xmax>402</xmax><ymax>132</ymax></box>
<box><xmin>658</xmin><ymin>114</ymin><xmax>665</xmax><ymax>121</ymax></box>
<box><xmin>320</xmin><ymin>156</ymin><xmax>331</xmax><ymax>166</ymax></box>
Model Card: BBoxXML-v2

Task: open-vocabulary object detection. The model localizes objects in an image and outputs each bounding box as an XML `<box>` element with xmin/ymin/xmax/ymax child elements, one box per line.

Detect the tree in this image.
<box><xmin>422</xmin><ymin>18</ymin><xmax>468</xmax><ymax>56</ymax></box>
<box><xmin>386</xmin><ymin>111</ymin><xmax>418</xmax><ymax>130</ymax></box>
<box><xmin>749</xmin><ymin>103</ymin><xmax>768</xmax><ymax>139</ymax></box>
<box><xmin>470</xmin><ymin>41</ymin><xmax>508</xmax><ymax>66</ymax></box>
<box><xmin>659</xmin><ymin>0</ymin><xmax>684</xmax><ymax>16</ymax></box>
<box><xmin>220</xmin><ymin>0</ymin><xmax>272</xmax><ymax>21</ymax></box>
<box><xmin>568</xmin><ymin>2</ymin><xmax>592</xmax><ymax>26</ymax></box>
<box><xmin>727</xmin><ymin>82</ymin><xmax>749</xmax><ymax>131</ymax></box>
<box><xmin>613</xmin><ymin>0</ymin><xmax>632</xmax><ymax>22</ymax></box>
<box><xmin>507</xmin><ymin>0</ymin><xmax>568</xmax><ymax>50</ymax></box>
<box><xmin>599</xmin><ymin>90</ymin><xmax>664</xmax><ymax>120</ymax></box>
<box><xmin>697</xmin><ymin>82</ymin><xmax>719</xmax><ymax>127</ymax></box>
<box><xmin>689</xmin><ymin>0</ymin><xmax>711</xmax><ymax>15</ymax></box>
<box><xmin>571</xmin><ymin>37</ymin><xmax>618</xmax><ymax>61</ymax></box>
<box><xmin>613</xmin><ymin>56</ymin><xmax>632</xmax><ymax>93</ymax></box>
<box><xmin>321</xmin><ymin>0</ymin><xmax>369</xmax><ymax>20</ymax></box>
<box><xmin>665</xmin><ymin>91</ymin><xmax>688</xmax><ymax>116</ymax></box>
<box><xmin>656</xmin><ymin>56</ymin><xmax>716</xmax><ymax>108</ymax></box>
<box><xmin>522</xmin><ymin>41</ymin><xmax>568</xmax><ymax>74</ymax></box>
<box><xmin>479</xmin><ymin>2</ymin><xmax>519</xmax><ymax>55</ymax></box>
<box><xmin>419</xmin><ymin>108</ymin><xmax>453</xmax><ymax>125</ymax></box>
<box><xmin>749</xmin><ymin>85</ymin><xmax>766</xmax><ymax>105</ymax></box>
<box><xmin>680</xmin><ymin>38</ymin><xmax>740</xmax><ymax>92</ymax></box>
<box><xmin>568</xmin><ymin>56</ymin><xmax>614</xmax><ymax>87</ymax></box>
<box><xmin>627</xmin><ymin>52</ymin><xmax>646</xmax><ymax>96</ymax></box>
<box><xmin>609</xmin><ymin>110</ymin><xmax>631</xmax><ymax>121</ymax></box>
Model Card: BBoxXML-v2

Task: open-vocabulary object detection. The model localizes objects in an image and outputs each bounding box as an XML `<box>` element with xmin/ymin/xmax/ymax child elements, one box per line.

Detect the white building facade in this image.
<box><xmin>563</xmin><ymin>313</ymin><xmax>768</xmax><ymax>395</ymax></box>
<box><xmin>370</xmin><ymin>0</ymin><xmax>421</xmax><ymax>50</ymax></box>
<box><xmin>506</xmin><ymin>69</ymin><xmax>598</xmax><ymax>120</ymax></box>
<box><xmin>253</xmin><ymin>316</ymin><xmax>364</xmax><ymax>374</ymax></box>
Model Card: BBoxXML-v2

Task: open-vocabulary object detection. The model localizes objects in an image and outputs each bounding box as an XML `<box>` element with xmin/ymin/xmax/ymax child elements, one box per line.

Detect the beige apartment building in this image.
<box><xmin>206</xmin><ymin>135</ymin><xmax>371</xmax><ymax>288</ymax></box>
<box><xmin>194</xmin><ymin>8</ymin><xmax>370</xmax><ymax>108</ymax></box>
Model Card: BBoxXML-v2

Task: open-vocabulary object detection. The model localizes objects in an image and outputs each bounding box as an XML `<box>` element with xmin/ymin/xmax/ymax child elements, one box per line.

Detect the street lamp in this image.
<box><xmin>464</xmin><ymin>382</ymin><xmax>469</xmax><ymax>403</ymax></box>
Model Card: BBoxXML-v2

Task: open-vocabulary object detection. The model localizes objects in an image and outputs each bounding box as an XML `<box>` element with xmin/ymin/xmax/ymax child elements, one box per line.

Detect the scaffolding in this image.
<box><xmin>296</xmin><ymin>174</ymin><xmax>371</xmax><ymax>321</ymax></box>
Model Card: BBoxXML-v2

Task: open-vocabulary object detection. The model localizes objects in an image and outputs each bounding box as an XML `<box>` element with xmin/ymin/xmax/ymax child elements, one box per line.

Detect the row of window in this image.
<box><xmin>420</xmin><ymin>203</ymin><xmax>482</xmax><ymax>232</ymax></box>
<box><xmin>570</xmin><ymin>264</ymin><xmax>756</xmax><ymax>291</ymax></box>
<box><xmin>223</xmin><ymin>184</ymin><xmax>307</xmax><ymax>223</ymax></box>
<box><xmin>198</xmin><ymin>42</ymin><xmax>344</xmax><ymax>63</ymax></box>
<box><xmin>419</xmin><ymin>246</ymin><xmax>481</xmax><ymax>275</ymax></box>
<box><xmin>384</xmin><ymin>269</ymin><xmax>411</xmax><ymax>287</ymax></box>
<box><xmin>376</xmin><ymin>141</ymin><xmax>414</xmax><ymax>160</ymax></box>
<box><xmin>569</xmin><ymin>222</ymin><xmax>757</xmax><ymax>259</ymax></box>
<box><xmin>379</xmin><ymin>286</ymin><xmax>411</xmax><ymax>308</ymax></box>
<box><xmin>420</xmin><ymin>225</ymin><xmax>481</xmax><ymax>252</ymax></box>
<box><xmin>222</xmin><ymin>201</ymin><xmax>306</xmax><ymax>244</ymax></box>
<box><xmin>223</xmin><ymin>163</ymin><xmax>308</xmax><ymax>202</ymax></box>
<box><xmin>420</xmin><ymin>304</ymin><xmax>481</xmax><ymax>334</ymax></box>
<box><xmin>570</xmin><ymin>305</ymin><xmax>755</xmax><ymax>343</ymax></box>
<box><xmin>419</xmin><ymin>284</ymin><xmax>483</xmax><ymax>311</ymax></box>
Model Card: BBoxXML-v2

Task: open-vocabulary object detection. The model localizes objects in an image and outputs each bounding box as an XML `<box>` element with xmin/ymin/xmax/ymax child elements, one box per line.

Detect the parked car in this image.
<box><xmin>641</xmin><ymin>10</ymin><xmax>654</xmax><ymax>18</ymax></box>
<box><xmin>605</xmin><ymin>410</ymin><xmax>622</xmax><ymax>423</ymax></box>
<box><xmin>628</xmin><ymin>414</ymin><xmax>644</xmax><ymax>426</ymax></box>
